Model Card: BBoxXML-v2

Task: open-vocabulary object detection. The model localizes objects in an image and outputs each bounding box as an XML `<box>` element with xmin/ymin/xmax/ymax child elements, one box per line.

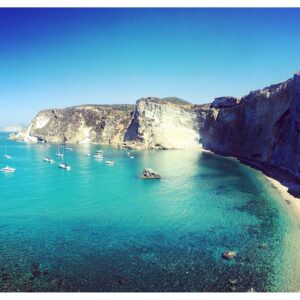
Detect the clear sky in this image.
<box><xmin>0</xmin><ymin>8</ymin><xmax>300</xmax><ymax>126</ymax></box>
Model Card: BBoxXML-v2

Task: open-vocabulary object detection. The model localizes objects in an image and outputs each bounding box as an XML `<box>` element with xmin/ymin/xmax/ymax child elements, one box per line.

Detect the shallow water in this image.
<box><xmin>0</xmin><ymin>133</ymin><xmax>299</xmax><ymax>292</ymax></box>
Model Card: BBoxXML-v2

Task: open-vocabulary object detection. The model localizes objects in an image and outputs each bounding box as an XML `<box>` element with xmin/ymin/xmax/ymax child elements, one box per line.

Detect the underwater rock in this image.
<box><xmin>140</xmin><ymin>168</ymin><xmax>161</xmax><ymax>179</ymax></box>
<box><xmin>222</xmin><ymin>251</ymin><xmax>237</xmax><ymax>260</ymax></box>
<box><xmin>32</xmin><ymin>270</ymin><xmax>41</xmax><ymax>277</ymax></box>
<box><xmin>116</xmin><ymin>275</ymin><xmax>128</xmax><ymax>286</ymax></box>
<box><xmin>2</xmin><ymin>272</ymin><xmax>9</xmax><ymax>281</ymax></box>
<box><xmin>258</xmin><ymin>243</ymin><xmax>268</xmax><ymax>249</ymax></box>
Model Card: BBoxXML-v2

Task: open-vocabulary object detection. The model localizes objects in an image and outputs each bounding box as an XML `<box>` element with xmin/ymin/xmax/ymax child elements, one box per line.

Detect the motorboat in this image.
<box><xmin>105</xmin><ymin>160</ymin><xmax>115</xmax><ymax>165</ymax></box>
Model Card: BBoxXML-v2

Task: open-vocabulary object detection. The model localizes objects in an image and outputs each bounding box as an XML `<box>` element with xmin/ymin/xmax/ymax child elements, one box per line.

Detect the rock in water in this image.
<box><xmin>140</xmin><ymin>168</ymin><xmax>161</xmax><ymax>179</ymax></box>
<box><xmin>222</xmin><ymin>251</ymin><xmax>237</xmax><ymax>260</ymax></box>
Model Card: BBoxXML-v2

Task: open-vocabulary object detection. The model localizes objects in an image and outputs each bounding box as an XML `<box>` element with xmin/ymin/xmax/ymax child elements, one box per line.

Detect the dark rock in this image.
<box><xmin>212</xmin><ymin>97</ymin><xmax>239</xmax><ymax>108</ymax></box>
<box><xmin>116</xmin><ymin>275</ymin><xmax>128</xmax><ymax>286</ymax></box>
<box><xmin>222</xmin><ymin>251</ymin><xmax>237</xmax><ymax>260</ymax></box>
<box><xmin>2</xmin><ymin>272</ymin><xmax>9</xmax><ymax>281</ymax></box>
<box><xmin>258</xmin><ymin>243</ymin><xmax>268</xmax><ymax>249</ymax></box>
<box><xmin>140</xmin><ymin>168</ymin><xmax>161</xmax><ymax>179</ymax></box>
<box><xmin>32</xmin><ymin>270</ymin><xmax>41</xmax><ymax>277</ymax></box>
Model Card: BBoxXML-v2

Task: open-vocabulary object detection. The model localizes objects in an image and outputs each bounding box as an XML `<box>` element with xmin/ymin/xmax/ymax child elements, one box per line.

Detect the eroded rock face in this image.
<box><xmin>124</xmin><ymin>97</ymin><xmax>201</xmax><ymax>149</ymax></box>
<box><xmin>20</xmin><ymin>105</ymin><xmax>134</xmax><ymax>145</ymax></box>
<box><xmin>200</xmin><ymin>74</ymin><xmax>300</xmax><ymax>178</ymax></box>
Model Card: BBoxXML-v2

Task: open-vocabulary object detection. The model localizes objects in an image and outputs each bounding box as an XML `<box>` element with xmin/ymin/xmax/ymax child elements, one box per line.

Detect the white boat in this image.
<box><xmin>1</xmin><ymin>166</ymin><xmax>16</xmax><ymax>173</ymax></box>
<box><xmin>85</xmin><ymin>153</ymin><xmax>92</xmax><ymax>157</ymax></box>
<box><xmin>4</xmin><ymin>145</ymin><xmax>12</xmax><ymax>159</ymax></box>
<box><xmin>66</xmin><ymin>147</ymin><xmax>73</xmax><ymax>151</ymax></box>
<box><xmin>96</xmin><ymin>150</ymin><xmax>104</xmax><ymax>154</ymax></box>
<box><xmin>58</xmin><ymin>144</ymin><xmax>71</xmax><ymax>171</ymax></box>
<box><xmin>58</xmin><ymin>163</ymin><xmax>71</xmax><ymax>171</ymax></box>
<box><xmin>129</xmin><ymin>155</ymin><xmax>135</xmax><ymax>159</ymax></box>
<box><xmin>56</xmin><ymin>145</ymin><xmax>64</xmax><ymax>157</ymax></box>
<box><xmin>43</xmin><ymin>157</ymin><xmax>55</xmax><ymax>163</ymax></box>
<box><xmin>94</xmin><ymin>153</ymin><xmax>103</xmax><ymax>158</ymax></box>
<box><xmin>105</xmin><ymin>160</ymin><xmax>115</xmax><ymax>165</ymax></box>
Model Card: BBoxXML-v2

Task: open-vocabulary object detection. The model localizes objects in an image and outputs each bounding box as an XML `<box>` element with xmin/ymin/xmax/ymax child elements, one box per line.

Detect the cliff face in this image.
<box><xmin>21</xmin><ymin>73</ymin><xmax>300</xmax><ymax>180</ymax></box>
<box><xmin>124</xmin><ymin>97</ymin><xmax>202</xmax><ymax>149</ymax></box>
<box><xmin>20</xmin><ymin>105</ymin><xmax>134</xmax><ymax>145</ymax></box>
<box><xmin>200</xmin><ymin>74</ymin><xmax>300</xmax><ymax>178</ymax></box>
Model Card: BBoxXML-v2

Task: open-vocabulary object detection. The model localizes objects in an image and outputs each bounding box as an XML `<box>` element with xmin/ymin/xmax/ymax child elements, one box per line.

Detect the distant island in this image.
<box><xmin>2</xmin><ymin>125</ymin><xmax>24</xmax><ymax>132</ymax></box>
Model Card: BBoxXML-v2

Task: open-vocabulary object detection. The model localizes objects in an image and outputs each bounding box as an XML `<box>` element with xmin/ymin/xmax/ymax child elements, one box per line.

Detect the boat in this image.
<box><xmin>4</xmin><ymin>145</ymin><xmax>12</xmax><ymax>159</ymax></box>
<box><xmin>43</xmin><ymin>157</ymin><xmax>55</xmax><ymax>163</ymax></box>
<box><xmin>85</xmin><ymin>153</ymin><xmax>92</xmax><ymax>157</ymax></box>
<box><xmin>1</xmin><ymin>166</ymin><xmax>16</xmax><ymax>173</ymax></box>
<box><xmin>56</xmin><ymin>145</ymin><xmax>64</xmax><ymax>157</ymax></box>
<box><xmin>129</xmin><ymin>155</ymin><xmax>135</xmax><ymax>159</ymax></box>
<box><xmin>105</xmin><ymin>160</ymin><xmax>115</xmax><ymax>165</ymax></box>
<box><xmin>94</xmin><ymin>153</ymin><xmax>103</xmax><ymax>159</ymax></box>
<box><xmin>96</xmin><ymin>150</ymin><xmax>104</xmax><ymax>154</ymax></box>
<box><xmin>66</xmin><ymin>147</ymin><xmax>73</xmax><ymax>151</ymax></box>
<box><xmin>58</xmin><ymin>144</ymin><xmax>71</xmax><ymax>171</ymax></box>
<box><xmin>58</xmin><ymin>163</ymin><xmax>71</xmax><ymax>171</ymax></box>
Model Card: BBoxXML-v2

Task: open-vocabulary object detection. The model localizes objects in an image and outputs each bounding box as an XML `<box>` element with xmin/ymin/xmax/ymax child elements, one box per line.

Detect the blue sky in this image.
<box><xmin>0</xmin><ymin>8</ymin><xmax>300</xmax><ymax>126</ymax></box>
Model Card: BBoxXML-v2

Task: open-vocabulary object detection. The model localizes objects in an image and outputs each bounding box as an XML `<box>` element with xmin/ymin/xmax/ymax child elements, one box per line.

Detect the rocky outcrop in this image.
<box><xmin>19</xmin><ymin>105</ymin><xmax>134</xmax><ymax>145</ymax></box>
<box><xmin>140</xmin><ymin>168</ymin><xmax>161</xmax><ymax>179</ymax></box>
<box><xmin>211</xmin><ymin>97</ymin><xmax>239</xmax><ymax>108</ymax></box>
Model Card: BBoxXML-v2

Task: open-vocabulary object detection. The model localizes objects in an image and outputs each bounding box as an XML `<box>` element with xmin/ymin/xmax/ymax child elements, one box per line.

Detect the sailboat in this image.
<box><xmin>43</xmin><ymin>157</ymin><xmax>55</xmax><ymax>164</ymax></box>
<box><xmin>4</xmin><ymin>144</ymin><xmax>12</xmax><ymax>159</ymax></box>
<box><xmin>56</xmin><ymin>145</ymin><xmax>64</xmax><ymax>157</ymax></box>
<box><xmin>58</xmin><ymin>144</ymin><xmax>71</xmax><ymax>171</ymax></box>
<box><xmin>1</xmin><ymin>166</ymin><xmax>16</xmax><ymax>173</ymax></box>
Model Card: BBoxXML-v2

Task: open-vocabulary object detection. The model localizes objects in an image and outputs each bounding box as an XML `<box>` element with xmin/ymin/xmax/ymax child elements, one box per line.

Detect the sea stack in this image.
<box><xmin>140</xmin><ymin>168</ymin><xmax>161</xmax><ymax>179</ymax></box>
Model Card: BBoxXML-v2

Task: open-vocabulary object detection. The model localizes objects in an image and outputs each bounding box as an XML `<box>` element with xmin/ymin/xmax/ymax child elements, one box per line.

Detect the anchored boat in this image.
<box><xmin>1</xmin><ymin>166</ymin><xmax>16</xmax><ymax>173</ymax></box>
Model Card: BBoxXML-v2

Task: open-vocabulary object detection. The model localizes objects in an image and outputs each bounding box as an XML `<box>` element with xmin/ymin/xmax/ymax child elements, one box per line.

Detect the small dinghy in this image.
<box><xmin>66</xmin><ymin>147</ymin><xmax>73</xmax><ymax>151</ymax></box>
<box><xmin>96</xmin><ymin>150</ymin><xmax>104</xmax><ymax>154</ymax></box>
<box><xmin>105</xmin><ymin>160</ymin><xmax>115</xmax><ymax>165</ymax></box>
<box><xmin>129</xmin><ymin>155</ymin><xmax>135</xmax><ymax>159</ymax></box>
<box><xmin>1</xmin><ymin>166</ymin><xmax>16</xmax><ymax>173</ymax></box>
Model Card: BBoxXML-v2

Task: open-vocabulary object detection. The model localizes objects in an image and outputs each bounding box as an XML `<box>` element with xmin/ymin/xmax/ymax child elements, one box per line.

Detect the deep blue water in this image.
<box><xmin>0</xmin><ymin>133</ymin><xmax>299</xmax><ymax>292</ymax></box>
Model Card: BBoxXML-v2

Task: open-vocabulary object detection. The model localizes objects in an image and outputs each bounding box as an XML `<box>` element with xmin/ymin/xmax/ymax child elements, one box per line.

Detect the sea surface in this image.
<box><xmin>0</xmin><ymin>132</ymin><xmax>299</xmax><ymax>292</ymax></box>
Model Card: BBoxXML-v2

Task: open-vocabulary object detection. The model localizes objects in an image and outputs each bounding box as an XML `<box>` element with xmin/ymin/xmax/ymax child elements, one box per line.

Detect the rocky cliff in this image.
<box><xmin>19</xmin><ymin>105</ymin><xmax>134</xmax><ymax>145</ymax></box>
<box><xmin>201</xmin><ymin>73</ymin><xmax>300</xmax><ymax>179</ymax></box>
<box><xmin>21</xmin><ymin>73</ymin><xmax>300</xmax><ymax>184</ymax></box>
<box><xmin>124</xmin><ymin>97</ymin><xmax>202</xmax><ymax>149</ymax></box>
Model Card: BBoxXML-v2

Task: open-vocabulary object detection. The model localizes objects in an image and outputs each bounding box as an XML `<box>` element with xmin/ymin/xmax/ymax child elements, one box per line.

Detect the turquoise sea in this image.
<box><xmin>0</xmin><ymin>132</ymin><xmax>299</xmax><ymax>292</ymax></box>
